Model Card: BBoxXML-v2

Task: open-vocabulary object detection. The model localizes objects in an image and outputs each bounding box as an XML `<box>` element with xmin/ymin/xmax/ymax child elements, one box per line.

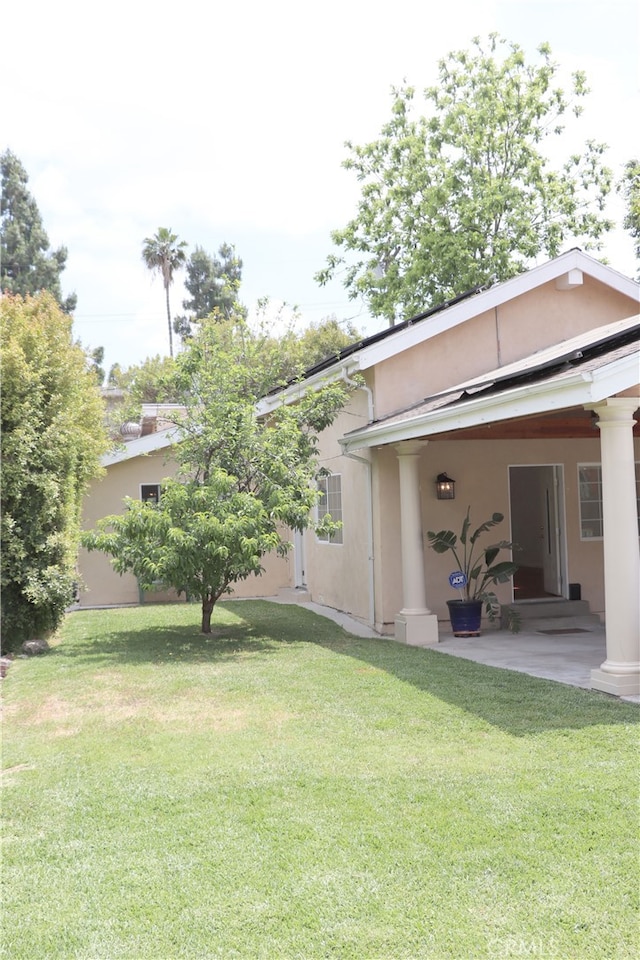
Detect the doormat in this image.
<box><xmin>536</xmin><ymin>628</ymin><xmax>591</xmax><ymax>635</ymax></box>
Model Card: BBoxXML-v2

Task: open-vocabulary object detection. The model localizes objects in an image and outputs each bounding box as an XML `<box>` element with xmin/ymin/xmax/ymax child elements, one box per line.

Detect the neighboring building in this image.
<box><xmin>79</xmin><ymin>409</ymin><xmax>288</xmax><ymax>608</ymax></box>
<box><xmin>79</xmin><ymin>250</ymin><xmax>640</xmax><ymax>696</ymax></box>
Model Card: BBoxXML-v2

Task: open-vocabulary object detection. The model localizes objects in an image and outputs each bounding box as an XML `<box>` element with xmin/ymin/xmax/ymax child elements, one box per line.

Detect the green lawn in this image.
<box><xmin>2</xmin><ymin>601</ymin><xmax>638</xmax><ymax>960</ymax></box>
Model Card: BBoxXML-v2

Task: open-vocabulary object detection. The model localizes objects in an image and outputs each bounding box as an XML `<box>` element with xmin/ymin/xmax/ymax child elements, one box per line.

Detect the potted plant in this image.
<box><xmin>427</xmin><ymin>507</ymin><xmax>519</xmax><ymax>636</ymax></box>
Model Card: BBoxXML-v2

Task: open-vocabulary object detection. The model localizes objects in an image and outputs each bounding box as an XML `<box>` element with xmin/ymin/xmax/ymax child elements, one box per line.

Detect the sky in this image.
<box><xmin>2</xmin><ymin>0</ymin><xmax>639</xmax><ymax>374</ymax></box>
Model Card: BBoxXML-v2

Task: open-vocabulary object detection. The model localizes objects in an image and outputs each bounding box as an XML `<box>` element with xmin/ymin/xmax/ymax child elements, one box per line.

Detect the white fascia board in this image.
<box><xmin>102</xmin><ymin>427</ymin><xmax>181</xmax><ymax>466</ymax></box>
<box><xmin>256</xmin><ymin>358</ymin><xmax>361</xmax><ymax>415</ymax></box>
<box><xmin>357</xmin><ymin>251</ymin><xmax>640</xmax><ymax>371</ymax></box>
<box><xmin>589</xmin><ymin>350</ymin><xmax>640</xmax><ymax>402</ymax></box>
<box><xmin>340</xmin><ymin>354</ymin><xmax>639</xmax><ymax>453</ymax></box>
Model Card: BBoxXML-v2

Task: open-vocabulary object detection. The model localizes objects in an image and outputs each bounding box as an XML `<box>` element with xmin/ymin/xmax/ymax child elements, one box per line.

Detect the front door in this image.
<box><xmin>509</xmin><ymin>465</ymin><xmax>566</xmax><ymax>600</ymax></box>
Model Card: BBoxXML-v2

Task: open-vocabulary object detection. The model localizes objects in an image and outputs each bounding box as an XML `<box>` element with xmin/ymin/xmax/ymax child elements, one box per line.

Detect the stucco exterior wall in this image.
<box><xmin>302</xmin><ymin>391</ymin><xmax>372</xmax><ymax>622</ymax></box>
<box><xmin>372</xmin><ymin>280</ymin><xmax>639</xmax><ymax>420</ymax></box>
<box><xmin>228</xmin><ymin>541</ymin><xmax>293</xmax><ymax>599</ymax></box>
<box><xmin>373</xmin><ymin>310</ymin><xmax>497</xmax><ymax>418</ymax></box>
<box><xmin>495</xmin><ymin>276</ymin><xmax>637</xmax><ymax>365</ymax></box>
<box><xmin>79</xmin><ymin>449</ymin><xmax>180</xmax><ymax>607</ymax></box>
<box><xmin>79</xmin><ymin>446</ymin><xmax>292</xmax><ymax>608</ymax></box>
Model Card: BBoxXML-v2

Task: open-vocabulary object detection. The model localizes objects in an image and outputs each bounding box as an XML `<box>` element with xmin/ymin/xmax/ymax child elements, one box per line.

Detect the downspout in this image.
<box><xmin>341</xmin><ymin>370</ymin><xmax>376</xmax><ymax>629</ymax></box>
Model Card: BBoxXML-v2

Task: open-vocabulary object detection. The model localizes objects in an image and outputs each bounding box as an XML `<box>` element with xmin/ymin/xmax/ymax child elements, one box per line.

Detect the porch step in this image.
<box><xmin>501</xmin><ymin>600</ymin><xmax>602</xmax><ymax>633</ymax></box>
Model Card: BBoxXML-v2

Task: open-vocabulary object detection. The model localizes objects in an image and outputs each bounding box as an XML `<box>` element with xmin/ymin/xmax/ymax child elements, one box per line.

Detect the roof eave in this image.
<box><xmin>101</xmin><ymin>427</ymin><xmax>181</xmax><ymax>466</ymax></box>
<box><xmin>340</xmin><ymin>351</ymin><xmax>640</xmax><ymax>453</ymax></box>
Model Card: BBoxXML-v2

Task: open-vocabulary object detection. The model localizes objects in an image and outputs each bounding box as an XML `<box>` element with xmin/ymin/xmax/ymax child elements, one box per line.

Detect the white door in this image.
<box><xmin>293</xmin><ymin>529</ymin><xmax>306</xmax><ymax>588</ymax></box>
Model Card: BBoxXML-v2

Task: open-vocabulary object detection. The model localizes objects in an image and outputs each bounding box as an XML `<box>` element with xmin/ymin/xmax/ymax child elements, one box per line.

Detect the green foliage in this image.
<box><xmin>141</xmin><ymin>227</ymin><xmax>188</xmax><ymax>357</ymax></box>
<box><xmin>229</xmin><ymin>304</ymin><xmax>362</xmax><ymax>392</ymax></box>
<box><xmin>104</xmin><ymin>314</ymin><xmax>360</xmax><ymax>446</ymax></box>
<box><xmin>278</xmin><ymin>315</ymin><xmax>362</xmax><ymax>379</ymax></box>
<box><xmin>1</xmin><ymin>293</ymin><xmax>109</xmax><ymax>650</ymax></box>
<box><xmin>317</xmin><ymin>35</ymin><xmax>614</xmax><ymax>324</ymax></box>
<box><xmin>174</xmin><ymin>243</ymin><xmax>245</xmax><ymax>338</ymax></box>
<box><xmin>107</xmin><ymin>353</ymin><xmax>178</xmax><ymax>403</ymax></box>
<box><xmin>428</xmin><ymin>506</ymin><xmax>519</xmax><ymax>627</ymax></box>
<box><xmin>621</xmin><ymin>158</ymin><xmax>640</xmax><ymax>275</ymax></box>
<box><xmin>84</xmin><ymin>314</ymin><xmax>350</xmax><ymax>631</ymax></box>
<box><xmin>83</xmin><ymin>475</ymin><xmax>280</xmax><ymax>631</ymax></box>
<box><xmin>87</xmin><ymin>345</ymin><xmax>106</xmax><ymax>387</ymax></box>
<box><xmin>1</xmin><ymin>149</ymin><xmax>77</xmax><ymax>313</ymax></box>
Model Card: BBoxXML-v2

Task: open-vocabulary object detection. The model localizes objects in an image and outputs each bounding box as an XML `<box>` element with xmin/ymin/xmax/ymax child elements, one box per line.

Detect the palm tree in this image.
<box><xmin>142</xmin><ymin>227</ymin><xmax>188</xmax><ymax>357</ymax></box>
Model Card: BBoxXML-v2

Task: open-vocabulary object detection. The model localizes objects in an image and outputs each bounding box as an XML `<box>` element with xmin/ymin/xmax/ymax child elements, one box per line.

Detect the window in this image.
<box><xmin>578</xmin><ymin>464</ymin><xmax>640</xmax><ymax>539</ymax></box>
<box><xmin>141</xmin><ymin>483</ymin><xmax>161</xmax><ymax>505</ymax></box>
<box><xmin>316</xmin><ymin>474</ymin><xmax>343</xmax><ymax>544</ymax></box>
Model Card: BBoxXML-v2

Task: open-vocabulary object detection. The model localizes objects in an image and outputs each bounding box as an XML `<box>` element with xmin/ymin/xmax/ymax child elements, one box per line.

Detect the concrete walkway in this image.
<box><xmin>269</xmin><ymin>596</ymin><xmax>639</xmax><ymax>703</ymax></box>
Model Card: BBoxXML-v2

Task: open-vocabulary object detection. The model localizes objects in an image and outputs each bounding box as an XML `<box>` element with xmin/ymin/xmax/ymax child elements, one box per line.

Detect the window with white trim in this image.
<box><xmin>141</xmin><ymin>483</ymin><xmax>161</xmax><ymax>505</ymax></box>
<box><xmin>578</xmin><ymin>463</ymin><xmax>640</xmax><ymax>539</ymax></box>
<box><xmin>316</xmin><ymin>474</ymin><xmax>343</xmax><ymax>544</ymax></box>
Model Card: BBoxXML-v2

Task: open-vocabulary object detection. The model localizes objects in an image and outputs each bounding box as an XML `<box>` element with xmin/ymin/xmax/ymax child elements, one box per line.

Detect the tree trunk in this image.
<box><xmin>165</xmin><ymin>282</ymin><xmax>173</xmax><ymax>358</ymax></box>
<box><xmin>201</xmin><ymin>596</ymin><xmax>214</xmax><ymax>633</ymax></box>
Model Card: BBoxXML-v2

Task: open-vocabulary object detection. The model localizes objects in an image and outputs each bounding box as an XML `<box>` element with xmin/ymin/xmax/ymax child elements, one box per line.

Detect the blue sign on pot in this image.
<box><xmin>449</xmin><ymin>570</ymin><xmax>467</xmax><ymax>589</ymax></box>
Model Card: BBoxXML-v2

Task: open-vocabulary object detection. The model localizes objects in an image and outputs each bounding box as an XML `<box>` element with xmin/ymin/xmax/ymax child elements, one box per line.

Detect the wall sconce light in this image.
<box><xmin>436</xmin><ymin>473</ymin><xmax>455</xmax><ymax>500</ymax></box>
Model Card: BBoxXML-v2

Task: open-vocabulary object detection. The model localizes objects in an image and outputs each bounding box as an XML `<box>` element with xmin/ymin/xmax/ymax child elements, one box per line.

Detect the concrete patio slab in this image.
<box><xmin>433</xmin><ymin>627</ymin><xmax>606</xmax><ymax>689</ymax></box>
<box><xmin>268</xmin><ymin>597</ymin><xmax>639</xmax><ymax>704</ymax></box>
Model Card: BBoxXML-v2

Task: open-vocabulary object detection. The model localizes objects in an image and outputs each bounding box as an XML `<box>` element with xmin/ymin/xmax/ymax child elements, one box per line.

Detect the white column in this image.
<box><xmin>589</xmin><ymin>399</ymin><xmax>640</xmax><ymax>697</ymax></box>
<box><xmin>394</xmin><ymin>442</ymin><xmax>439</xmax><ymax>646</ymax></box>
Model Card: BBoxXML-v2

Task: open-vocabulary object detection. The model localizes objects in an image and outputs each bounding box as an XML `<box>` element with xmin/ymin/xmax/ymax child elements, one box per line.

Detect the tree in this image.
<box><xmin>1</xmin><ymin>293</ymin><xmax>109</xmax><ymax>651</ymax></box>
<box><xmin>87</xmin><ymin>345</ymin><xmax>106</xmax><ymax>387</ymax></box>
<box><xmin>174</xmin><ymin>243</ymin><xmax>245</xmax><ymax>338</ymax></box>
<box><xmin>290</xmin><ymin>316</ymin><xmax>362</xmax><ymax>372</ymax></box>
<box><xmin>142</xmin><ymin>227</ymin><xmax>188</xmax><ymax>357</ymax></box>
<box><xmin>107</xmin><ymin>354</ymin><xmax>178</xmax><ymax>403</ymax></box>
<box><xmin>83</xmin><ymin>314</ymin><xmax>350</xmax><ymax>633</ymax></box>
<box><xmin>1</xmin><ymin>150</ymin><xmax>77</xmax><ymax>313</ymax></box>
<box><xmin>621</xmin><ymin>159</ymin><xmax>640</xmax><ymax>276</ymax></box>
<box><xmin>316</xmin><ymin>35</ymin><xmax>614</xmax><ymax>324</ymax></box>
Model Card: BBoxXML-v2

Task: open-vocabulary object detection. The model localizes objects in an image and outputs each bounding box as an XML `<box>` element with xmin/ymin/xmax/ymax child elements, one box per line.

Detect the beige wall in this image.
<box><xmin>79</xmin><ymin>447</ymin><xmax>291</xmax><ymax>608</ymax></box>
<box><xmin>373</xmin><ymin>280</ymin><xmax>639</xmax><ymax>420</ymax></box>
<box><xmin>79</xmin><ymin>449</ymin><xmax>180</xmax><ymax>606</ymax></box>
<box><xmin>228</xmin><ymin>544</ymin><xmax>292</xmax><ymax>599</ymax></box>
<box><xmin>373</xmin><ymin>311</ymin><xmax>497</xmax><ymax>418</ymax></box>
<box><xmin>302</xmin><ymin>392</ymin><xmax>372</xmax><ymax>622</ymax></box>
<box><xmin>495</xmin><ymin>276</ymin><xmax>636</xmax><ymax>365</ymax></box>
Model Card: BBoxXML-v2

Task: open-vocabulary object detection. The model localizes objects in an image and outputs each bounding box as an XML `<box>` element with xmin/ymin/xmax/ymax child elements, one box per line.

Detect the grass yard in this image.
<box><xmin>1</xmin><ymin>601</ymin><xmax>638</xmax><ymax>960</ymax></box>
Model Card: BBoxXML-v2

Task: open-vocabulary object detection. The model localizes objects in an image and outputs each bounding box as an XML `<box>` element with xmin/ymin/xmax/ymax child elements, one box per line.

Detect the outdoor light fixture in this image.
<box><xmin>436</xmin><ymin>473</ymin><xmax>455</xmax><ymax>500</ymax></box>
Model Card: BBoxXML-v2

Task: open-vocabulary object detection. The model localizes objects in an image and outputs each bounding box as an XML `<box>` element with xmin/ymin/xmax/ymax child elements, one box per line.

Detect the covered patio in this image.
<box><xmin>341</xmin><ymin>316</ymin><xmax>640</xmax><ymax>697</ymax></box>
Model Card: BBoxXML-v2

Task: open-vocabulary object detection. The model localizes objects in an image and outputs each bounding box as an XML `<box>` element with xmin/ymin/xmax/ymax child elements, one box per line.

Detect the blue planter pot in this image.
<box><xmin>447</xmin><ymin>599</ymin><xmax>483</xmax><ymax>637</ymax></box>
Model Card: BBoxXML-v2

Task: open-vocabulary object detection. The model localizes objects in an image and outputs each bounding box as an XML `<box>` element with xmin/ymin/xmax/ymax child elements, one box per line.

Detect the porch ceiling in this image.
<box><xmin>431</xmin><ymin>407</ymin><xmax>640</xmax><ymax>441</ymax></box>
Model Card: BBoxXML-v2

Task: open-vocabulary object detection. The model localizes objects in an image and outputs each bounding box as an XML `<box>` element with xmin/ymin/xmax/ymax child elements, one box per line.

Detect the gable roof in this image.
<box><xmin>258</xmin><ymin>250</ymin><xmax>639</xmax><ymax>416</ymax></box>
<box><xmin>102</xmin><ymin>426</ymin><xmax>180</xmax><ymax>466</ymax></box>
<box><xmin>341</xmin><ymin>315</ymin><xmax>640</xmax><ymax>452</ymax></box>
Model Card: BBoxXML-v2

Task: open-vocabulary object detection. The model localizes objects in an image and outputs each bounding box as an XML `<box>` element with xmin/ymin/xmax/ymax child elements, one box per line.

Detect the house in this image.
<box><xmin>79</xmin><ymin>406</ymin><xmax>290</xmax><ymax>607</ymax></box>
<box><xmin>79</xmin><ymin>249</ymin><xmax>640</xmax><ymax>697</ymax></box>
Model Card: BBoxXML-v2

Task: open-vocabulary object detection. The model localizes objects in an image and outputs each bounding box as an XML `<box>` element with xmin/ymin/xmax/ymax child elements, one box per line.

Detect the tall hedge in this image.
<box><xmin>1</xmin><ymin>294</ymin><xmax>108</xmax><ymax>651</ymax></box>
